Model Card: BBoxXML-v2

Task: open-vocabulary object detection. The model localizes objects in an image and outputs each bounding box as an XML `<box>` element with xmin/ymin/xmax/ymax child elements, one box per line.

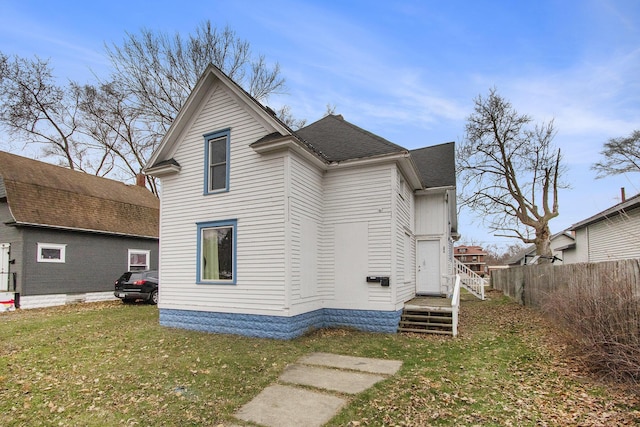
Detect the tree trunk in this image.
<box><xmin>534</xmin><ymin>225</ymin><xmax>553</xmax><ymax>263</ymax></box>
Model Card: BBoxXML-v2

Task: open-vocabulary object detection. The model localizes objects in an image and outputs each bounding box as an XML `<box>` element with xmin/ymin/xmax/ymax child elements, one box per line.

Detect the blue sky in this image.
<box><xmin>1</xmin><ymin>0</ymin><xmax>639</xmax><ymax>249</ymax></box>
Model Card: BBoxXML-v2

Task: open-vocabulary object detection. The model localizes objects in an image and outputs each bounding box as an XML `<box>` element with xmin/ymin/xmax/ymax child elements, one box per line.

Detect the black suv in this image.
<box><xmin>114</xmin><ymin>270</ymin><xmax>158</xmax><ymax>304</ymax></box>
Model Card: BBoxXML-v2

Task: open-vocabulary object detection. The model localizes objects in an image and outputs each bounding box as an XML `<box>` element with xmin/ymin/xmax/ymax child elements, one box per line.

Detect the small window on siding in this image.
<box><xmin>37</xmin><ymin>243</ymin><xmax>66</xmax><ymax>263</ymax></box>
<box><xmin>128</xmin><ymin>249</ymin><xmax>150</xmax><ymax>271</ymax></box>
<box><xmin>197</xmin><ymin>219</ymin><xmax>237</xmax><ymax>284</ymax></box>
<box><xmin>204</xmin><ymin>128</ymin><xmax>230</xmax><ymax>194</ymax></box>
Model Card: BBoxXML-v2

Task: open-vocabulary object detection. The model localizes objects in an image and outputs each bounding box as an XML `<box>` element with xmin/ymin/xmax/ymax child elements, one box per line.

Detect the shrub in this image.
<box><xmin>543</xmin><ymin>278</ymin><xmax>640</xmax><ymax>384</ymax></box>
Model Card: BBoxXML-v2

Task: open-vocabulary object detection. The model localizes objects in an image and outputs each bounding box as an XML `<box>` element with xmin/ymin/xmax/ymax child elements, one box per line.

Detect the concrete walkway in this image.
<box><xmin>234</xmin><ymin>352</ymin><xmax>403</xmax><ymax>427</ymax></box>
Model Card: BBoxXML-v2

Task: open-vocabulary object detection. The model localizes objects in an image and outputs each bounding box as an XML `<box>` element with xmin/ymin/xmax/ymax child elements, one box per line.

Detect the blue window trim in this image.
<box><xmin>196</xmin><ymin>219</ymin><xmax>237</xmax><ymax>285</ymax></box>
<box><xmin>203</xmin><ymin>128</ymin><xmax>231</xmax><ymax>195</ymax></box>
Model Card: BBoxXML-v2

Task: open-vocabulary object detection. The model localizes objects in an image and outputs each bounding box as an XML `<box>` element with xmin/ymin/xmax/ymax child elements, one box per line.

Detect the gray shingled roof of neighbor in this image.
<box><xmin>0</xmin><ymin>151</ymin><xmax>159</xmax><ymax>238</ymax></box>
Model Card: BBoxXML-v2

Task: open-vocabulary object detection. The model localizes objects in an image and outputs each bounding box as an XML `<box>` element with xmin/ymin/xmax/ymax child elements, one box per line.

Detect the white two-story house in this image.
<box><xmin>145</xmin><ymin>64</ymin><xmax>458</xmax><ymax>339</ymax></box>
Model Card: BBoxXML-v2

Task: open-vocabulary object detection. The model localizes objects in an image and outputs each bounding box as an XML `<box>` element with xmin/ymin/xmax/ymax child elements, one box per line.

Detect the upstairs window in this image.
<box><xmin>204</xmin><ymin>129</ymin><xmax>230</xmax><ymax>194</ymax></box>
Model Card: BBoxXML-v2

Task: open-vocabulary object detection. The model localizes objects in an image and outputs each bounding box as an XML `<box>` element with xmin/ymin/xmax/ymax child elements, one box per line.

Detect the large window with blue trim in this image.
<box><xmin>197</xmin><ymin>220</ymin><xmax>236</xmax><ymax>284</ymax></box>
<box><xmin>204</xmin><ymin>128</ymin><xmax>230</xmax><ymax>194</ymax></box>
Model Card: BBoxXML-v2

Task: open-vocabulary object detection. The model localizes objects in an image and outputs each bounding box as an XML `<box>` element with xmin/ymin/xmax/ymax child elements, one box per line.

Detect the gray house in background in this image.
<box><xmin>0</xmin><ymin>151</ymin><xmax>159</xmax><ymax>310</ymax></box>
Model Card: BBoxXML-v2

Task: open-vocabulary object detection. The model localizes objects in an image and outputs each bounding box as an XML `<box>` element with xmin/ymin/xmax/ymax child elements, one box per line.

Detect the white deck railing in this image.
<box><xmin>454</xmin><ymin>258</ymin><xmax>486</xmax><ymax>300</ymax></box>
<box><xmin>450</xmin><ymin>274</ymin><xmax>461</xmax><ymax>337</ymax></box>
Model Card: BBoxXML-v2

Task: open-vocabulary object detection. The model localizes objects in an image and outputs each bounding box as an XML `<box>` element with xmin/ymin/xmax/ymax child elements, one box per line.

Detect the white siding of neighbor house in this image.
<box><xmin>571</xmin><ymin>228</ymin><xmax>590</xmax><ymax>263</ymax></box>
<box><xmin>548</xmin><ymin>234</ymin><xmax>574</xmax><ymax>265</ymax></box>
<box><xmin>586</xmin><ymin>207</ymin><xmax>640</xmax><ymax>262</ymax></box>
<box><xmin>320</xmin><ymin>164</ymin><xmax>396</xmax><ymax>310</ymax></box>
<box><xmin>157</xmin><ymin>82</ymin><xmax>288</xmax><ymax>315</ymax></box>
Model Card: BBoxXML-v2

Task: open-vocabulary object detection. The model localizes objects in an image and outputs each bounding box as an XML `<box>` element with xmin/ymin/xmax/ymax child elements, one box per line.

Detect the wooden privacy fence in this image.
<box><xmin>491</xmin><ymin>259</ymin><xmax>640</xmax><ymax>308</ymax></box>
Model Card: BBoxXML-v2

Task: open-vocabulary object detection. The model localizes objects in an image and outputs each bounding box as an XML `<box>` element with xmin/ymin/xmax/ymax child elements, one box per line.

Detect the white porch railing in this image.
<box><xmin>450</xmin><ymin>274</ymin><xmax>461</xmax><ymax>337</ymax></box>
<box><xmin>454</xmin><ymin>258</ymin><xmax>486</xmax><ymax>300</ymax></box>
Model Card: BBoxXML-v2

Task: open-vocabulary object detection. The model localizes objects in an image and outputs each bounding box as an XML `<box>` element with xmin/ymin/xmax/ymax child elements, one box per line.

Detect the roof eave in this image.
<box><xmin>144</xmin><ymin>162</ymin><xmax>181</xmax><ymax>177</ymax></box>
<box><xmin>252</xmin><ymin>136</ymin><xmax>328</xmax><ymax>169</ymax></box>
<box><xmin>415</xmin><ymin>185</ymin><xmax>456</xmax><ymax>195</ymax></box>
<box><xmin>10</xmin><ymin>221</ymin><xmax>159</xmax><ymax>240</ymax></box>
<box><xmin>570</xmin><ymin>196</ymin><xmax>640</xmax><ymax>230</ymax></box>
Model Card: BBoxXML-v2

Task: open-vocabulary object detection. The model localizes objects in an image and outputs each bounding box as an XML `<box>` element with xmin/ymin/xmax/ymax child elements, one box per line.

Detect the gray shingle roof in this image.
<box><xmin>295</xmin><ymin>114</ymin><xmax>407</xmax><ymax>162</ymax></box>
<box><xmin>294</xmin><ymin>115</ymin><xmax>456</xmax><ymax>189</ymax></box>
<box><xmin>0</xmin><ymin>151</ymin><xmax>159</xmax><ymax>238</ymax></box>
<box><xmin>410</xmin><ymin>142</ymin><xmax>456</xmax><ymax>188</ymax></box>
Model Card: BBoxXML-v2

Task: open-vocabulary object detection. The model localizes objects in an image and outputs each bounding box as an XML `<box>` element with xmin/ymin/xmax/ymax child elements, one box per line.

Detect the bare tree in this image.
<box><xmin>324</xmin><ymin>103</ymin><xmax>337</xmax><ymax>116</ymax></box>
<box><xmin>0</xmin><ymin>22</ymin><xmax>292</xmax><ymax>196</ymax></box>
<box><xmin>273</xmin><ymin>105</ymin><xmax>307</xmax><ymax>130</ymax></box>
<box><xmin>457</xmin><ymin>88</ymin><xmax>565</xmax><ymax>260</ymax></box>
<box><xmin>483</xmin><ymin>243</ymin><xmax>525</xmax><ymax>265</ymax></box>
<box><xmin>72</xmin><ymin>82</ymin><xmax>159</xmax><ymax>194</ymax></box>
<box><xmin>592</xmin><ymin>130</ymin><xmax>640</xmax><ymax>178</ymax></box>
<box><xmin>104</xmin><ymin>21</ymin><xmax>286</xmax><ymax>136</ymax></box>
<box><xmin>0</xmin><ymin>53</ymin><xmax>106</xmax><ymax>173</ymax></box>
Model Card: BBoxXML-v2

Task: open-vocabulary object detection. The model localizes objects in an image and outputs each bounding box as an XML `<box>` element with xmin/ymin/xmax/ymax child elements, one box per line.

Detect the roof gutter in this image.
<box><xmin>415</xmin><ymin>185</ymin><xmax>455</xmax><ymax>195</ymax></box>
<box><xmin>8</xmin><ymin>221</ymin><xmax>159</xmax><ymax>240</ymax></box>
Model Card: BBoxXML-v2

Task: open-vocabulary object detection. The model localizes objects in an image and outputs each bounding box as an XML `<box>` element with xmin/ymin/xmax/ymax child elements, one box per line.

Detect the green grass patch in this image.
<box><xmin>0</xmin><ymin>293</ymin><xmax>638</xmax><ymax>426</ymax></box>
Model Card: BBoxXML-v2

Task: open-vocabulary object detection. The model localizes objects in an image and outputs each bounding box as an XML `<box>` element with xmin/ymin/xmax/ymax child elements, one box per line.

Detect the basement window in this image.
<box><xmin>128</xmin><ymin>249</ymin><xmax>150</xmax><ymax>271</ymax></box>
<box><xmin>37</xmin><ymin>243</ymin><xmax>66</xmax><ymax>263</ymax></box>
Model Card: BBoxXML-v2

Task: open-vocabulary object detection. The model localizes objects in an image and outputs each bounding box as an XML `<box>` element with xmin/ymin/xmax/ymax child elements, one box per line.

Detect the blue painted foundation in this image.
<box><xmin>160</xmin><ymin>307</ymin><xmax>403</xmax><ymax>340</ymax></box>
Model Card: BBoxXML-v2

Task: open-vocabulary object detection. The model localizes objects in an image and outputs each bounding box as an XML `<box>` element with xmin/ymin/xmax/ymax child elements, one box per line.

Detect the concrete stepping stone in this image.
<box><xmin>234</xmin><ymin>384</ymin><xmax>345</xmax><ymax>427</ymax></box>
<box><xmin>234</xmin><ymin>353</ymin><xmax>403</xmax><ymax>426</ymax></box>
<box><xmin>279</xmin><ymin>363</ymin><xmax>386</xmax><ymax>394</ymax></box>
<box><xmin>299</xmin><ymin>352</ymin><xmax>403</xmax><ymax>375</ymax></box>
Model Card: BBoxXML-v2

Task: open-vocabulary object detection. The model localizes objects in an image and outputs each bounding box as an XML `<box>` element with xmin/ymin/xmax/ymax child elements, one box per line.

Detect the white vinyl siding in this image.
<box><xmin>321</xmin><ymin>164</ymin><xmax>394</xmax><ymax>309</ymax></box>
<box><xmin>157</xmin><ymin>83</ymin><xmax>287</xmax><ymax>314</ymax></box>
<box><xmin>586</xmin><ymin>207</ymin><xmax>640</xmax><ymax>262</ymax></box>
<box><xmin>414</xmin><ymin>190</ymin><xmax>451</xmax><ymax>296</ymax></box>
<box><xmin>395</xmin><ymin>169</ymin><xmax>416</xmax><ymax>305</ymax></box>
<box><xmin>288</xmin><ymin>153</ymin><xmax>324</xmax><ymax>312</ymax></box>
<box><xmin>415</xmin><ymin>193</ymin><xmax>447</xmax><ymax>235</ymax></box>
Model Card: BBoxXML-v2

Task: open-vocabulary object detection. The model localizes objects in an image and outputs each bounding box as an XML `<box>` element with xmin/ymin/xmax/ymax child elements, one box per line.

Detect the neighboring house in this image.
<box><xmin>561</xmin><ymin>192</ymin><xmax>640</xmax><ymax>263</ymax></box>
<box><xmin>145</xmin><ymin>64</ymin><xmax>459</xmax><ymax>339</ymax></box>
<box><xmin>454</xmin><ymin>245</ymin><xmax>487</xmax><ymax>276</ymax></box>
<box><xmin>507</xmin><ymin>231</ymin><xmax>575</xmax><ymax>266</ymax></box>
<box><xmin>0</xmin><ymin>151</ymin><xmax>159</xmax><ymax>309</ymax></box>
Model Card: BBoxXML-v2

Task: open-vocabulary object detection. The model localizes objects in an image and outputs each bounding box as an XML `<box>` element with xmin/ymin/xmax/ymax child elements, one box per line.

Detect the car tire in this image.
<box><xmin>148</xmin><ymin>290</ymin><xmax>158</xmax><ymax>305</ymax></box>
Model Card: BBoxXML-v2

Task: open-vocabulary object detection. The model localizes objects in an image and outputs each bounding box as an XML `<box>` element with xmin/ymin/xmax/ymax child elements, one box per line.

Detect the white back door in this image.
<box><xmin>416</xmin><ymin>240</ymin><xmax>440</xmax><ymax>295</ymax></box>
